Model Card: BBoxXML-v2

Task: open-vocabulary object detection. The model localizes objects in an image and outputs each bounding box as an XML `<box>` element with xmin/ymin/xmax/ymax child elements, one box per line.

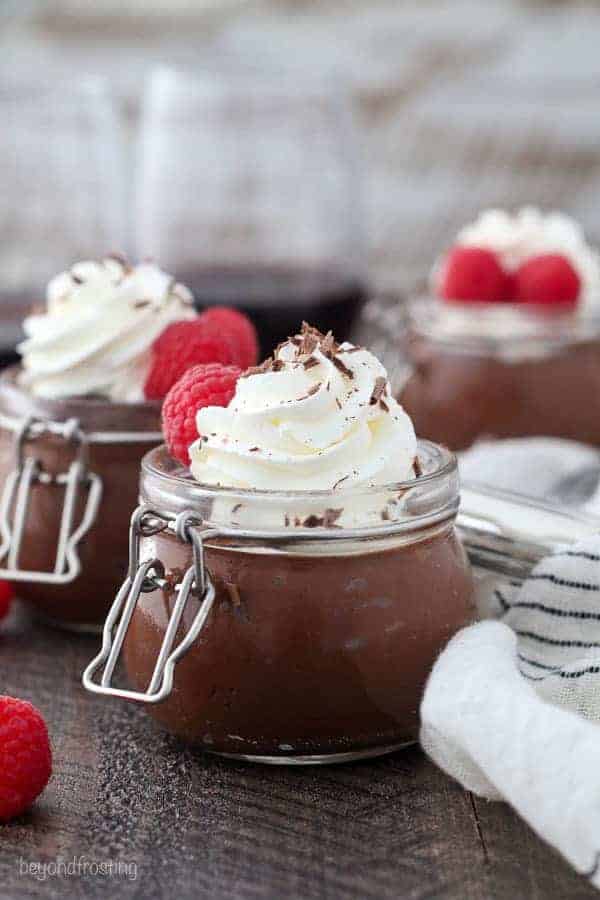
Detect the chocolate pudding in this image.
<box><xmin>84</xmin><ymin>327</ymin><xmax>475</xmax><ymax>762</ymax></box>
<box><xmin>109</xmin><ymin>437</ymin><xmax>474</xmax><ymax>761</ymax></box>
<box><xmin>0</xmin><ymin>367</ymin><xmax>162</xmax><ymax>629</ymax></box>
<box><xmin>402</xmin><ymin>207</ymin><xmax>600</xmax><ymax>450</ymax></box>
<box><xmin>182</xmin><ymin>265</ymin><xmax>366</xmax><ymax>355</ymax></box>
<box><xmin>2</xmin><ymin>256</ymin><xmax>199</xmax><ymax>628</ymax></box>
<box><xmin>399</xmin><ymin>300</ymin><xmax>600</xmax><ymax>451</ymax></box>
<box><xmin>123</xmin><ymin>516</ymin><xmax>474</xmax><ymax>758</ymax></box>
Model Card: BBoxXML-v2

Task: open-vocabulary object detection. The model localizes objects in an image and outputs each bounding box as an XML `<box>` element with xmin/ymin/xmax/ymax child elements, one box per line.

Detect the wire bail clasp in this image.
<box><xmin>83</xmin><ymin>507</ymin><xmax>217</xmax><ymax>703</ymax></box>
<box><xmin>0</xmin><ymin>416</ymin><xmax>103</xmax><ymax>584</ymax></box>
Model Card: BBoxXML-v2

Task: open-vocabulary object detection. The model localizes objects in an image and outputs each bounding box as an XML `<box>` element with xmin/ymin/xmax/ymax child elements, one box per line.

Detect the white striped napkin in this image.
<box><xmin>421</xmin><ymin>438</ymin><xmax>600</xmax><ymax>889</ymax></box>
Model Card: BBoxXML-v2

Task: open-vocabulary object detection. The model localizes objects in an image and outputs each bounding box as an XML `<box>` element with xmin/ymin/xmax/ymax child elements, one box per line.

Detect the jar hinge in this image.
<box><xmin>0</xmin><ymin>416</ymin><xmax>103</xmax><ymax>584</ymax></box>
<box><xmin>82</xmin><ymin>505</ymin><xmax>218</xmax><ymax>703</ymax></box>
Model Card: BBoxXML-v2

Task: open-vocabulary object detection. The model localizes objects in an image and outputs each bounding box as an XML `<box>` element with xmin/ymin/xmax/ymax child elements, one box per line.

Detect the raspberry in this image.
<box><xmin>0</xmin><ymin>582</ymin><xmax>13</xmax><ymax>620</ymax></box>
<box><xmin>0</xmin><ymin>696</ymin><xmax>52</xmax><ymax>822</ymax></box>
<box><xmin>515</xmin><ymin>253</ymin><xmax>581</xmax><ymax>309</ymax></box>
<box><xmin>440</xmin><ymin>246</ymin><xmax>513</xmax><ymax>303</ymax></box>
<box><xmin>145</xmin><ymin>320</ymin><xmax>239</xmax><ymax>401</ymax></box>
<box><xmin>197</xmin><ymin>307</ymin><xmax>259</xmax><ymax>370</ymax></box>
<box><xmin>162</xmin><ymin>363</ymin><xmax>241</xmax><ymax>466</ymax></box>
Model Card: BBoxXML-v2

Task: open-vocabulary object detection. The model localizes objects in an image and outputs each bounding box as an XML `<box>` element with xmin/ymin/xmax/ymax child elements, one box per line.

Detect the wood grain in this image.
<box><xmin>0</xmin><ymin>603</ymin><xmax>596</xmax><ymax>900</ymax></box>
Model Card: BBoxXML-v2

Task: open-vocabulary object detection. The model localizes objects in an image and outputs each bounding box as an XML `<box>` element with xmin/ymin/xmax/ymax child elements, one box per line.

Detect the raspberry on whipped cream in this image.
<box><xmin>18</xmin><ymin>256</ymin><xmax>195</xmax><ymax>402</ymax></box>
<box><xmin>435</xmin><ymin>207</ymin><xmax>600</xmax><ymax>311</ymax></box>
<box><xmin>189</xmin><ymin>324</ymin><xmax>417</xmax><ymax>492</ymax></box>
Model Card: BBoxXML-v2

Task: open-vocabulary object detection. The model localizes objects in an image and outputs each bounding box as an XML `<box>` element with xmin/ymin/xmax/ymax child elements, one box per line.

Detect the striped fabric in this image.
<box><xmin>491</xmin><ymin>544</ymin><xmax>600</xmax><ymax>722</ymax></box>
<box><xmin>421</xmin><ymin>439</ymin><xmax>600</xmax><ymax>890</ymax></box>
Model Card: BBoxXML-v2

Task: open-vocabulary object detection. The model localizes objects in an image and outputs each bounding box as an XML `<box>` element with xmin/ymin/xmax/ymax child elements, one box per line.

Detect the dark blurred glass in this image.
<box><xmin>134</xmin><ymin>68</ymin><xmax>367</xmax><ymax>354</ymax></box>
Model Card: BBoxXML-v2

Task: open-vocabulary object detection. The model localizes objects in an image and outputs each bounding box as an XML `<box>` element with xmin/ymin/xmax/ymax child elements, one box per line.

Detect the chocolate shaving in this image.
<box><xmin>232</xmin><ymin>503</ymin><xmax>243</xmax><ymax>514</ymax></box>
<box><xmin>335</xmin><ymin>397</ymin><xmax>342</xmax><ymax>410</ymax></box>
<box><xmin>379</xmin><ymin>398</ymin><xmax>389</xmax><ymax>413</ymax></box>
<box><xmin>332</xmin><ymin>355</ymin><xmax>354</xmax><ymax>379</ymax></box>
<box><xmin>249</xmin><ymin>447</ymin><xmax>260</xmax><ymax>452</ymax></box>
<box><xmin>301</xmin><ymin>508</ymin><xmax>343</xmax><ymax>529</ymax></box>
<box><xmin>413</xmin><ymin>456</ymin><xmax>423</xmax><ymax>477</ymax></box>
<box><xmin>320</xmin><ymin>330</ymin><xmax>339</xmax><ymax>357</ymax></box>
<box><xmin>106</xmin><ymin>251</ymin><xmax>128</xmax><ymax>267</ymax></box>
<box><xmin>241</xmin><ymin>358</ymin><xmax>273</xmax><ymax>378</ymax></box>
<box><xmin>333</xmin><ymin>474</ymin><xmax>349</xmax><ymax>490</ymax></box>
<box><xmin>301</xmin><ymin>332</ymin><xmax>319</xmax><ymax>355</ymax></box>
<box><xmin>272</xmin><ymin>359</ymin><xmax>285</xmax><ymax>372</ymax></box>
<box><xmin>303</xmin><ymin>355</ymin><xmax>320</xmax><ymax>370</ymax></box>
<box><xmin>71</xmin><ymin>273</ymin><xmax>84</xmax><ymax>285</ymax></box>
<box><xmin>307</xmin><ymin>382</ymin><xmax>321</xmax><ymax>397</ymax></box>
<box><xmin>225</xmin><ymin>582</ymin><xmax>242</xmax><ymax>607</ymax></box>
<box><xmin>323</xmin><ymin>508</ymin><xmax>343</xmax><ymax>528</ymax></box>
<box><xmin>133</xmin><ymin>299</ymin><xmax>152</xmax><ymax>309</ymax></box>
<box><xmin>381</xmin><ymin>508</ymin><xmax>390</xmax><ymax>521</ymax></box>
<box><xmin>284</xmin><ymin>514</ymin><xmax>290</xmax><ymax>527</ymax></box>
<box><xmin>302</xmin><ymin>514</ymin><xmax>323</xmax><ymax>528</ymax></box>
<box><xmin>370</xmin><ymin>376</ymin><xmax>387</xmax><ymax>406</ymax></box>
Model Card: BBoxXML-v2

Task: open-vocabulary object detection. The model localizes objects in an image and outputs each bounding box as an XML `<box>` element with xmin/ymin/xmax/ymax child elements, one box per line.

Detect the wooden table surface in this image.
<box><xmin>0</xmin><ymin>603</ymin><xmax>596</xmax><ymax>900</ymax></box>
<box><xmin>2</xmin><ymin>287</ymin><xmax>599</xmax><ymax>900</ymax></box>
<box><xmin>4</xmin><ymin>4</ymin><xmax>600</xmax><ymax>898</ymax></box>
<box><xmin>1</xmin><ymin>286</ymin><xmax>599</xmax><ymax>900</ymax></box>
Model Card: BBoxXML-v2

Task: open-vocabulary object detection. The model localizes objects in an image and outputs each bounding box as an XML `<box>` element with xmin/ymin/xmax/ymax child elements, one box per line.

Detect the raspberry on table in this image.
<box><xmin>515</xmin><ymin>253</ymin><xmax>581</xmax><ymax>309</ymax></box>
<box><xmin>0</xmin><ymin>582</ymin><xmax>13</xmax><ymax>621</ymax></box>
<box><xmin>0</xmin><ymin>696</ymin><xmax>52</xmax><ymax>822</ymax></box>
<box><xmin>440</xmin><ymin>245</ymin><xmax>513</xmax><ymax>303</ymax></box>
<box><xmin>197</xmin><ymin>307</ymin><xmax>259</xmax><ymax>370</ymax></box>
<box><xmin>144</xmin><ymin>320</ymin><xmax>240</xmax><ymax>401</ymax></box>
<box><xmin>162</xmin><ymin>363</ymin><xmax>242</xmax><ymax>466</ymax></box>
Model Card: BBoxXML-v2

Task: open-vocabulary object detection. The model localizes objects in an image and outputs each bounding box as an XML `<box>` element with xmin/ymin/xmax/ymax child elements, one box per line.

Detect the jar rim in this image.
<box><xmin>408</xmin><ymin>296</ymin><xmax>600</xmax><ymax>352</ymax></box>
<box><xmin>142</xmin><ymin>438</ymin><xmax>456</xmax><ymax>500</ymax></box>
<box><xmin>0</xmin><ymin>366</ymin><xmax>162</xmax><ymax>443</ymax></box>
<box><xmin>140</xmin><ymin>439</ymin><xmax>459</xmax><ymax>537</ymax></box>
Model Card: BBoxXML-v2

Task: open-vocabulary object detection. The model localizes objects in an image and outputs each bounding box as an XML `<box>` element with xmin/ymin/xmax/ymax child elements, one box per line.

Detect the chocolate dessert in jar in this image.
<box><xmin>399</xmin><ymin>208</ymin><xmax>600</xmax><ymax>450</ymax></box>
<box><xmin>0</xmin><ymin>256</ymin><xmax>257</xmax><ymax>631</ymax></box>
<box><xmin>84</xmin><ymin>325</ymin><xmax>475</xmax><ymax>762</ymax></box>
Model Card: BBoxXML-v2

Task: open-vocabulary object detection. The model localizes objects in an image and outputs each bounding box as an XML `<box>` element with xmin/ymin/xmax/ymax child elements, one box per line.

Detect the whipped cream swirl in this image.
<box><xmin>444</xmin><ymin>207</ymin><xmax>600</xmax><ymax>312</ymax></box>
<box><xmin>190</xmin><ymin>326</ymin><xmax>417</xmax><ymax>492</ymax></box>
<box><xmin>18</xmin><ymin>257</ymin><xmax>195</xmax><ymax>402</ymax></box>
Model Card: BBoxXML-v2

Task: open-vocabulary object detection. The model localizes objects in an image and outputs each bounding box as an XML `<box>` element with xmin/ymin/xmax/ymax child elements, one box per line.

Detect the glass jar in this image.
<box><xmin>398</xmin><ymin>298</ymin><xmax>600</xmax><ymax>450</ymax></box>
<box><xmin>83</xmin><ymin>439</ymin><xmax>475</xmax><ymax>763</ymax></box>
<box><xmin>0</xmin><ymin>367</ymin><xmax>162</xmax><ymax>630</ymax></box>
<box><xmin>134</xmin><ymin>68</ymin><xmax>366</xmax><ymax>354</ymax></box>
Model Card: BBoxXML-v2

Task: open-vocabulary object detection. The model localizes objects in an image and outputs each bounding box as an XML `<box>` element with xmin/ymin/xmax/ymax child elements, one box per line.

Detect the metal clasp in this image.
<box><xmin>0</xmin><ymin>417</ymin><xmax>103</xmax><ymax>584</ymax></box>
<box><xmin>83</xmin><ymin>506</ymin><xmax>217</xmax><ymax>703</ymax></box>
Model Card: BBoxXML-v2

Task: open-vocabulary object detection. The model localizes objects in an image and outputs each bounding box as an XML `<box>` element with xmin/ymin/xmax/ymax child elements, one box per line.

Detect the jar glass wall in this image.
<box><xmin>95</xmin><ymin>440</ymin><xmax>476</xmax><ymax>763</ymax></box>
<box><xmin>0</xmin><ymin>367</ymin><xmax>162</xmax><ymax>630</ymax></box>
<box><xmin>399</xmin><ymin>299</ymin><xmax>600</xmax><ymax>450</ymax></box>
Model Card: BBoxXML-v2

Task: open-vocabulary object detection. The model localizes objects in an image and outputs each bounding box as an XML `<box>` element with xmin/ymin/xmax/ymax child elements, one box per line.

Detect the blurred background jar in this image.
<box><xmin>134</xmin><ymin>68</ymin><xmax>366</xmax><ymax>354</ymax></box>
<box><xmin>397</xmin><ymin>299</ymin><xmax>600</xmax><ymax>451</ymax></box>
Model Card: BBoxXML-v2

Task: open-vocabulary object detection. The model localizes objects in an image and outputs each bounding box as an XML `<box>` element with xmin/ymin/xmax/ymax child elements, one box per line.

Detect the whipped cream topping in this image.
<box><xmin>18</xmin><ymin>257</ymin><xmax>195</xmax><ymax>402</ymax></box>
<box><xmin>189</xmin><ymin>325</ymin><xmax>417</xmax><ymax>493</ymax></box>
<box><xmin>440</xmin><ymin>207</ymin><xmax>600</xmax><ymax>312</ymax></box>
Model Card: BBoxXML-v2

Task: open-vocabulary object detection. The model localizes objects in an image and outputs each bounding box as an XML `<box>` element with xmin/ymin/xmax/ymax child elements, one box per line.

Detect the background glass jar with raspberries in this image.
<box><xmin>398</xmin><ymin>208</ymin><xmax>600</xmax><ymax>450</ymax></box>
